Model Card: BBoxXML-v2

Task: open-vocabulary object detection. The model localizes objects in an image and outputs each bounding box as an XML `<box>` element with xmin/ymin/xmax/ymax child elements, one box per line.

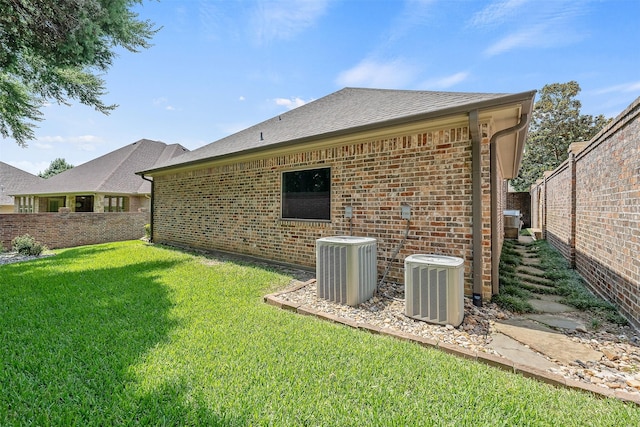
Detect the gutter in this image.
<box><xmin>489</xmin><ymin>112</ymin><xmax>531</xmax><ymax>295</ymax></box>
<box><xmin>469</xmin><ymin>110</ymin><xmax>483</xmax><ymax>306</ymax></box>
<box><xmin>140</xmin><ymin>174</ymin><xmax>154</xmax><ymax>243</ymax></box>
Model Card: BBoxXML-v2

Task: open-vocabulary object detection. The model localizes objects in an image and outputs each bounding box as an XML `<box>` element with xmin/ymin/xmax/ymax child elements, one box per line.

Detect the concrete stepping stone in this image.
<box><xmin>525</xmin><ymin>313</ymin><xmax>586</xmax><ymax>332</ymax></box>
<box><xmin>521</xmin><ymin>257</ymin><xmax>541</xmax><ymax>266</ymax></box>
<box><xmin>517</xmin><ymin>265</ymin><xmax>547</xmax><ymax>278</ymax></box>
<box><xmin>493</xmin><ymin>320</ymin><xmax>603</xmax><ymax>365</ymax></box>
<box><xmin>525</xmin><ymin>281</ymin><xmax>557</xmax><ymax>295</ymax></box>
<box><xmin>528</xmin><ymin>298</ymin><xmax>574</xmax><ymax>313</ymax></box>
<box><xmin>517</xmin><ymin>271</ymin><xmax>554</xmax><ymax>288</ymax></box>
<box><xmin>487</xmin><ymin>332</ymin><xmax>560</xmax><ymax>370</ymax></box>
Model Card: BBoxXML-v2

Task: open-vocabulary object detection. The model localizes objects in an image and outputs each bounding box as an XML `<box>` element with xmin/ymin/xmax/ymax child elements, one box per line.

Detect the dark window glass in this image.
<box><xmin>282</xmin><ymin>168</ymin><xmax>330</xmax><ymax>220</ymax></box>
<box><xmin>75</xmin><ymin>195</ymin><xmax>94</xmax><ymax>212</ymax></box>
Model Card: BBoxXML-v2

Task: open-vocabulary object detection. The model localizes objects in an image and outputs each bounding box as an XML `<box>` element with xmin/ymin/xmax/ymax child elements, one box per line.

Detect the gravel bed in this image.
<box><xmin>277</xmin><ymin>279</ymin><xmax>640</xmax><ymax>395</ymax></box>
<box><xmin>0</xmin><ymin>252</ymin><xmax>55</xmax><ymax>265</ymax></box>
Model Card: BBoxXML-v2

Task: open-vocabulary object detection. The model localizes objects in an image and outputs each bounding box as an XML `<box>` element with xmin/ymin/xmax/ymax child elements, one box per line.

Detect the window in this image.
<box><xmin>75</xmin><ymin>195</ymin><xmax>94</xmax><ymax>212</ymax></box>
<box><xmin>47</xmin><ymin>197</ymin><xmax>66</xmax><ymax>212</ymax></box>
<box><xmin>104</xmin><ymin>196</ymin><xmax>128</xmax><ymax>212</ymax></box>
<box><xmin>282</xmin><ymin>167</ymin><xmax>330</xmax><ymax>220</ymax></box>
<box><xmin>18</xmin><ymin>196</ymin><xmax>34</xmax><ymax>213</ymax></box>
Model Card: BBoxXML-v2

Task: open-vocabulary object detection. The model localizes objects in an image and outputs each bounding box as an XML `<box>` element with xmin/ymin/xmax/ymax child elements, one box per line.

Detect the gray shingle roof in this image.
<box><xmin>0</xmin><ymin>162</ymin><xmax>44</xmax><ymax>205</ymax></box>
<box><xmin>13</xmin><ymin>139</ymin><xmax>189</xmax><ymax>196</ymax></box>
<box><xmin>141</xmin><ymin>87</ymin><xmax>536</xmax><ymax>174</ymax></box>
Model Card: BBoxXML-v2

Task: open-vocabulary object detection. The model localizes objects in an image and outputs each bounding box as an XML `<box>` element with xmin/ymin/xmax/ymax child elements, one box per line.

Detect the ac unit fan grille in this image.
<box><xmin>411</xmin><ymin>266</ymin><xmax>448</xmax><ymax>323</ymax></box>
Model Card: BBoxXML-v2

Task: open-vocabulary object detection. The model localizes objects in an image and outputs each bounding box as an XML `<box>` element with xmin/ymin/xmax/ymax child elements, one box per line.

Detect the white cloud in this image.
<box><xmin>419</xmin><ymin>72</ymin><xmax>470</xmax><ymax>90</ymax></box>
<box><xmin>468</xmin><ymin>0</ymin><xmax>529</xmax><ymax>28</ymax></box>
<box><xmin>274</xmin><ymin>97</ymin><xmax>309</xmax><ymax>110</ymax></box>
<box><xmin>386</xmin><ymin>0</ymin><xmax>436</xmax><ymax>43</ymax></box>
<box><xmin>34</xmin><ymin>135</ymin><xmax>102</xmax><ymax>152</ymax></box>
<box><xmin>483</xmin><ymin>26</ymin><xmax>544</xmax><ymax>56</ymax></box>
<box><xmin>239</xmin><ymin>96</ymin><xmax>246</xmax><ymax>101</ymax></box>
<box><xmin>251</xmin><ymin>0</ymin><xmax>329</xmax><ymax>44</ymax></box>
<box><xmin>8</xmin><ymin>160</ymin><xmax>50</xmax><ymax>176</ymax></box>
<box><xmin>336</xmin><ymin>59</ymin><xmax>419</xmax><ymax>88</ymax></box>
<box><xmin>153</xmin><ymin>97</ymin><xmax>178</xmax><ymax>111</ymax></box>
<box><xmin>593</xmin><ymin>81</ymin><xmax>640</xmax><ymax>95</ymax></box>
<box><xmin>483</xmin><ymin>16</ymin><xmax>584</xmax><ymax>57</ymax></box>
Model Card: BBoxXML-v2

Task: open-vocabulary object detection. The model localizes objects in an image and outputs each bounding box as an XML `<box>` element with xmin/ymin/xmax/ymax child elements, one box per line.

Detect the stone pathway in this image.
<box><xmin>489</xmin><ymin>237</ymin><xmax>640</xmax><ymax>397</ymax></box>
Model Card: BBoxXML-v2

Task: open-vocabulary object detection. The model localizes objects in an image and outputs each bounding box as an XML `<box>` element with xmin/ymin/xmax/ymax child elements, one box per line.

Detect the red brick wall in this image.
<box><xmin>529</xmin><ymin>97</ymin><xmax>640</xmax><ymax>327</ymax></box>
<box><xmin>506</xmin><ymin>192</ymin><xmax>531</xmax><ymax>228</ymax></box>
<box><xmin>152</xmin><ymin>123</ymin><xmax>497</xmax><ymax>299</ymax></box>
<box><xmin>544</xmin><ymin>161</ymin><xmax>572</xmax><ymax>262</ymax></box>
<box><xmin>574</xmin><ymin>100</ymin><xmax>640</xmax><ymax>328</ymax></box>
<box><xmin>0</xmin><ymin>212</ymin><xmax>149</xmax><ymax>250</ymax></box>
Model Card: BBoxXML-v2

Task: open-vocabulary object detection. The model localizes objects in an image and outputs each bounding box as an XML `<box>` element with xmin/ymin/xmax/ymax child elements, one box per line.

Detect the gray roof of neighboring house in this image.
<box><xmin>140</xmin><ymin>87</ymin><xmax>537</xmax><ymax>175</ymax></box>
<box><xmin>0</xmin><ymin>162</ymin><xmax>45</xmax><ymax>205</ymax></box>
<box><xmin>13</xmin><ymin>139</ymin><xmax>189</xmax><ymax>196</ymax></box>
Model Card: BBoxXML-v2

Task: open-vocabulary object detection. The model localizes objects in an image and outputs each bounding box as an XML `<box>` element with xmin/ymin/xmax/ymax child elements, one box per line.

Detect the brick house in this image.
<box><xmin>0</xmin><ymin>162</ymin><xmax>44</xmax><ymax>213</ymax></box>
<box><xmin>12</xmin><ymin>139</ymin><xmax>188</xmax><ymax>214</ymax></box>
<box><xmin>139</xmin><ymin>88</ymin><xmax>536</xmax><ymax>303</ymax></box>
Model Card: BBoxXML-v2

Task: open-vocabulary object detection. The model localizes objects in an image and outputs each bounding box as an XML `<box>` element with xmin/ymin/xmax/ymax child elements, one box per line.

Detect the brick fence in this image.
<box><xmin>0</xmin><ymin>212</ymin><xmax>149</xmax><ymax>250</ymax></box>
<box><xmin>531</xmin><ymin>96</ymin><xmax>640</xmax><ymax>329</ymax></box>
<box><xmin>506</xmin><ymin>191</ymin><xmax>531</xmax><ymax>228</ymax></box>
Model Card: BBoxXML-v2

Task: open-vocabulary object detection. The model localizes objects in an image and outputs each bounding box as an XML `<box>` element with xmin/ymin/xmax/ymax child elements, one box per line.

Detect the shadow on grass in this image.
<box><xmin>0</xmin><ymin>245</ymin><xmax>242</xmax><ymax>425</ymax></box>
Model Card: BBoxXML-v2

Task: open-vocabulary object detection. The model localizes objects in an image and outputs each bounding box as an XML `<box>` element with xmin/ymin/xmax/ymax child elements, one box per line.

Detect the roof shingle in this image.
<box><xmin>13</xmin><ymin>139</ymin><xmax>189</xmax><ymax>196</ymax></box>
<box><xmin>142</xmin><ymin>87</ymin><xmax>535</xmax><ymax>174</ymax></box>
<box><xmin>0</xmin><ymin>162</ymin><xmax>44</xmax><ymax>205</ymax></box>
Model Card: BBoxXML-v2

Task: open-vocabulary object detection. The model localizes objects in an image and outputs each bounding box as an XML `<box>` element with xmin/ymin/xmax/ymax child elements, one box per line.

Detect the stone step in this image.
<box><xmin>527</xmin><ymin>298</ymin><xmax>574</xmax><ymax>314</ymax></box>
<box><xmin>517</xmin><ymin>265</ymin><xmax>547</xmax><ymax>278</ymax></box>
<box><xmin>525</xmin><ymin>312</ymin><xmax>586</xmax><ymax>331</ymax></box>
<box><xmin>520</xmin><ymin>281</ymin><xmax>558</xmax><ymax>295</ymax></box>
<box><xmin>493</xmin><ymin>320</ymin><xmax>603</xmax><ymax>365</ymax></box>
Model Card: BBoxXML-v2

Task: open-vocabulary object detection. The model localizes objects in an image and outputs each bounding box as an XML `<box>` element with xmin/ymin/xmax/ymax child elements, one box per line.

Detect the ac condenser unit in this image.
<box><xmin>316</xmin><ymin>236</ymin><xmax>377</xmax><ymax>306</ymax></box>
<box><xmin>404</xmin><ymin>254</ymin><xmax>464</xmax><ymax>327</ymax></box>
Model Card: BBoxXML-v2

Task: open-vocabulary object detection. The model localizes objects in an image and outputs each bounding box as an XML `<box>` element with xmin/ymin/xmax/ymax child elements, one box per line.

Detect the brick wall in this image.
<box><xmin>506</xmin><ymin>191</ymin><xmax>531</xmax><ymax>228</ymax></box>
<box><xmin>530</xmin><ymin>97</ymin><xmax>640</xmax><ymax>328</ymax></box>
<box><xmin>0</xmin><ymin>212</ymin><xmax>149</xmax><ymax>250</ymax></box>
<box><xmin>544</xmin><ymin>161</ymin><xmax>572</xmax><ymax>262</ymax></box>
<box><xmin>530</xmin><ymin>180</ymin><xmax>544</xmax><ymax>230</ymax></box>
<box><xmin>153</xmin><ymin>123</ymin><xmax>497</xmax><ymax>299</ymax></box>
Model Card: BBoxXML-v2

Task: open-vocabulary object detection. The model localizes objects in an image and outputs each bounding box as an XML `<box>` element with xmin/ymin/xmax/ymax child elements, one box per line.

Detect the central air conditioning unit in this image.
<box><xmin>404</xmin><ymin>254</ymin><xmax>464</xmax><ymax>327</ymax></box>
<box><xmin>316</xmin><ymin>236</ymin><xmax>377</xmax><ymax>306</ymax></box>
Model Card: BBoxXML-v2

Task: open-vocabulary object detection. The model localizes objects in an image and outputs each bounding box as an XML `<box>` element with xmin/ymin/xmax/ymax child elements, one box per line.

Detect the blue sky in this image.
<box><xmin>1</xmin><ymin>0</ymin><xmax>639</xmax><ymax>175</ymax></box>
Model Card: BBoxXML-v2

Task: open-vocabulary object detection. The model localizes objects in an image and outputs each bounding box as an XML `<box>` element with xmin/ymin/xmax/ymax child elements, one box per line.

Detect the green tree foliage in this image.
<box><xmin>0</xmin><ymin>0</ymin><xmax>158</xmax><ymax>146</ymax></box>
<box><xmin>38</xmin><ymin>157</ymin><xmax>74</xmax><ymax>178</ymax></box>
<box><xmin>511</xmin><ymin>81</ymin><xmax>610</xmax><ymax>191</ymax></box>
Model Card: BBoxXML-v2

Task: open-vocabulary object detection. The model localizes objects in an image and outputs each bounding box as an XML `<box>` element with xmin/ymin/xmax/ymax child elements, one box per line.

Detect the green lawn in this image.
<box><xmin>1</xmin><ymin>240</ymin><xmax>638</xmax><ymax>425</ymax></box>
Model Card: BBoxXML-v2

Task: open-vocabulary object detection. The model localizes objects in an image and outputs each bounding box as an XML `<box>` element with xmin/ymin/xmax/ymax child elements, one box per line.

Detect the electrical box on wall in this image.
<box><xmin>401</xmin><ymin>205</ymin><xmax>411</xmax><ymax>220</ymax></box>
<box><xmin>345</xmin><ymin>206</ymin><xmax>353</xmax><ymax>218</ymax></box>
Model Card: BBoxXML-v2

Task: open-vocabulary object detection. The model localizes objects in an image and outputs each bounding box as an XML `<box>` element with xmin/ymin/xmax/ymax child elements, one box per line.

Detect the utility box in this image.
<box><xmin>504</xmin><ymin>210</ymin><xmax>521</xmax><ymax>239</ymax></box>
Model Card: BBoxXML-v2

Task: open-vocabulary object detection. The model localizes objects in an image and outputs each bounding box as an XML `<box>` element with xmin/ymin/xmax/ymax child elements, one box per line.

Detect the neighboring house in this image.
<box><xmin>0</xmin><ymin>162</ymin><xmax>45</xmax><ymax>213</ymax></box>
<box><xmin>12</xmin><ymin>139</ymin><xmax>188</xmax><ymax>213</ymax></box>
<box><xmin>139</xmin><ymin>87</ymin><xmax>536</xmax><ymax>303</ymax></box>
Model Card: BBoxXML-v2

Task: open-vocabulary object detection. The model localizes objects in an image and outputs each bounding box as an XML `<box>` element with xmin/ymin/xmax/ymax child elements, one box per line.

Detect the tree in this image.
<box><xmin>38</xmin><ymin>158</ymin><xmax>74</xmax><ymax>178</ymax></box>
<box><xmin>511</xmin><ymin>81</ymin><xmax>610</xmax><ymax>191</ymax></box>
<box><xmin>0</xmin><ymin>0</ymin><xmax>158</xmax><ymax>146</ymax></box>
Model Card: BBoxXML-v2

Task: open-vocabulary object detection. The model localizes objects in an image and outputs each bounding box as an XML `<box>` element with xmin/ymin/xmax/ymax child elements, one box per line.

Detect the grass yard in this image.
<box><xmin>1</xmin><ymin>240</ymin><xmax>639</xmax><ymax>425</ymax></box>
